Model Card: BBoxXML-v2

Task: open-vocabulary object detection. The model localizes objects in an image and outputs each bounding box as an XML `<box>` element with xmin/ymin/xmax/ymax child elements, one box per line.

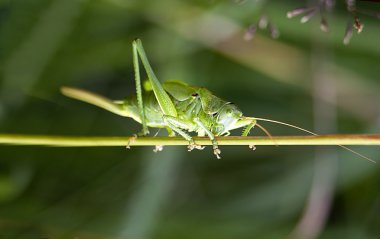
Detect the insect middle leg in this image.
<box><xmin>193</xmin><ymin>117</ymin><xmax>221</xmax><ymax>159</ymax></box>
<box><xmin>163</xmin><ymin>115</ymin><xmax>204</xmax><ymax>151</ymax></box>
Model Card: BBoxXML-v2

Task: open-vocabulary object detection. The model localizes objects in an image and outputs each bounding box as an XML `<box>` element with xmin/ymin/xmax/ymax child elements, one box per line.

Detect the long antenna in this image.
<box><xmin>255</xmin><ymin>122</ymin><xmax>278</xmax><ymax>146</ymax></box>
<box><xmin>247</xmin><ymin>117</ymin><xmax>375</xmax><ymax>163</ymax></box>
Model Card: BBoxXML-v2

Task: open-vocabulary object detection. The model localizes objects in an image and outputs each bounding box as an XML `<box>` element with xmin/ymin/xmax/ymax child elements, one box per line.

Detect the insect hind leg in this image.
<box><xmin>132</xmin><ymin>40</ymin><xmax>149</xmax><ymax>136</ymax></box>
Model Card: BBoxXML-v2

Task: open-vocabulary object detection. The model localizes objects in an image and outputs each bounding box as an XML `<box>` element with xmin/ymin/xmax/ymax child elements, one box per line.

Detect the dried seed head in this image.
<box><xmin>354</xmin><ymin>16</ymin><xmax>364</xmax><ymax>33</ymax></box>
<box><xmin>269</xmin><ymin>23</ymin><xmax>280</xmax><ymax>39</ymax></box>
<box><xmin>320</xmin><ymin>18</ymin><xmax>329</xmax><ymax>32</ymax></box>
<box><xmin>258</xmin><ymin>15</ymin><xmax>269</xmax><ymax>29</ymax></box>
<box><xmin>300</xmin><ymin>9</ymin><xmax>317</xmax><ymax>23</ymax></box>
<box><xmin>343</xmin><ymin>21</ymin><xmax>354</xmax><ymax>45</ymax></box>
<box><xmin>287</xmin><ymin>7</ymin><xmax>309</xmax><ymax>18</ymax></box>
<box><xmin>244</xmin><ymin>24</ymin><xmax>257</xmax><ymax>41</ymax></box>
<box><xmin>325</xmin><ymin>0</ymin><xmax>336</xmax><ymax>11</ymax></box>
<box><xmin>244</xmin><ymin>15</ymin><xmax>280</xmax><ymax>41</ymax></box>
<box><xmin>346</xmin><ymin>0</ymin><xmax>356</xmax><ymax>12</ymax></box>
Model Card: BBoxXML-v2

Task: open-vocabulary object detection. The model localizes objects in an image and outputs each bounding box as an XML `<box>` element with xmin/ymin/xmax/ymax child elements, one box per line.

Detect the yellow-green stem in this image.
<box><xmin>0</xmin><ymin>134</ymin><xmax>379</xmax><ymax>147</ymax></box>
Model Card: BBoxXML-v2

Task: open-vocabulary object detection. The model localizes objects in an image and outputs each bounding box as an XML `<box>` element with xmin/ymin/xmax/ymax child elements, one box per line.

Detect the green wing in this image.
<box><xmin>163</xmin><ymin>80</ymin><xmax>196</xmax><ymax>101</ymax></box>
<box><xmin>198</xmin><ymin>88</ymin><xmax>229</xmax><ymax>115</ymax></box>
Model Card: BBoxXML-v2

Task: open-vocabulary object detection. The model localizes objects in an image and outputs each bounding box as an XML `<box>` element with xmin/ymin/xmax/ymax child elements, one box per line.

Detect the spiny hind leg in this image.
<box><xmin>132</xmin><ymin>40</ymin><xmax>149</xmax><ymax>136</ymax></box>
<box><xmin>163</xmin><ymin>116</ymin><xmax>204</xmax><ymax>151</ymax></box>
<box><xmin>130</xmin><ymin>41</ymin><xmax>154</xmax><ymax>142</ymax></box>
<box><xmin>194</xmin><ymin>117</ymin><xmax>221</xmax><ymax>159</ymax></box>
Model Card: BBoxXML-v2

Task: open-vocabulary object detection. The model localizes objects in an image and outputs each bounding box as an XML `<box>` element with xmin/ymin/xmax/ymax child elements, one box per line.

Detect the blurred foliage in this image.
<box><xmin>0</xmin><ymin>0</ymin><xmax>380</xmax><ymax>238</ymax></box>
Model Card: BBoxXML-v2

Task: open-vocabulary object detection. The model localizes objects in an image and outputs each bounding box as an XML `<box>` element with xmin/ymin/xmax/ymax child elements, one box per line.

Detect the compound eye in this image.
<box><xmin>212</xmin><ymin>112</ymin><xmax>218</xmax><ymax>117</ymax></box>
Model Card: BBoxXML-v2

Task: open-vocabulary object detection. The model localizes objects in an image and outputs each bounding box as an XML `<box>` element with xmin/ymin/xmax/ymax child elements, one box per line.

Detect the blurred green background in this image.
<box><xmin>0</xmin><ymin>0</ymin><xmax>380</xmax><ymax>238</ymax></box>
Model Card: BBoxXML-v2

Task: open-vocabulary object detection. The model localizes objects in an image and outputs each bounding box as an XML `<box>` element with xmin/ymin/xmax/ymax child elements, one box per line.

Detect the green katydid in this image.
<box><xmin>61</xmin><ymin>39</ymin><xmax>373</xmax><ymax>162</ymax></box>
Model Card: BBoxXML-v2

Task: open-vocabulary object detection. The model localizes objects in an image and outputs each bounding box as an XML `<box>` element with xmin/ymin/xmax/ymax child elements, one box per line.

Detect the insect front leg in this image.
<box><xmin>163</xmin><ymin>115</ymin><xmax>204</xmax><ymax>151</ymax></box>
<box><xmin>241</xmin><ymin>121</ymin><xmax>256</xmax><ymax>137</ymax></box>
<box><xmin>238</xmin><ymin>117</ymin><xmax>276</xmax><ymax>149</ymax></box>
<box><xmin>229</xmin><ymin>117</ymin><xmax>257</xmax><ymax>150</ymax></box>
<box><xmin>246</xmin><ymin>126</ymin><xmax>256</xmax><ymax>150</ymax></box>
<box><xmin>241</xmin><ymin>118</ymin><xmax>256</xmax><ymax>150</ymax></box>
<box><xmin>193</xmin><ymin>118</ymin><xmax>221</xmax><ymax>159</ymax></box>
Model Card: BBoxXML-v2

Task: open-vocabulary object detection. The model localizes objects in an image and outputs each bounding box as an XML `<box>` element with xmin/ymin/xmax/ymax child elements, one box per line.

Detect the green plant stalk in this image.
<box><xmin>0</xmin><ymin>134</ymin><xmax>379</xmax><ymax>147</ymax></box>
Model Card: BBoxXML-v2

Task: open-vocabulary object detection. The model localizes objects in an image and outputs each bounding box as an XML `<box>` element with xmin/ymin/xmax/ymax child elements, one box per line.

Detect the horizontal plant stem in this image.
<box><xmin>0</xmin><ymin>134</ymin><xmax>379</xmax><ymax>147</ymax></box>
